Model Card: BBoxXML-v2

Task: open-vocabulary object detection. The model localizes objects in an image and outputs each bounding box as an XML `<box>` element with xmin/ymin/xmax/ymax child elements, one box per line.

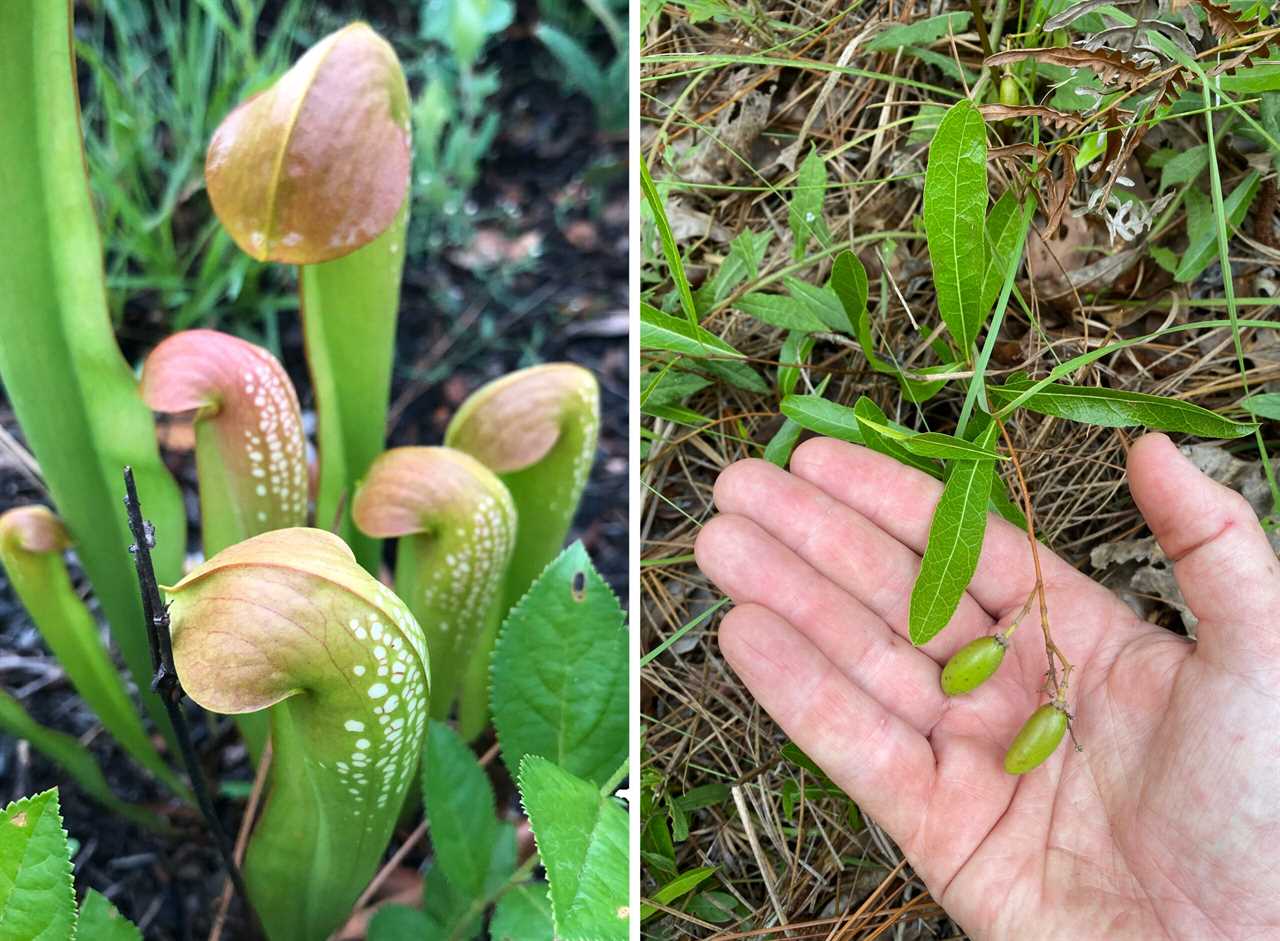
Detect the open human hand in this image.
<box><xmin>695</xmin><ymin>432</ymin><xmax>1280</xmax><ymax>940</ymax></box>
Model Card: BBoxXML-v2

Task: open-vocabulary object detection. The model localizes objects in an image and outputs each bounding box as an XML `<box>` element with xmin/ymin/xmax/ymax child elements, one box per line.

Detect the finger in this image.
<box><xmin>713</xmin><ymin>458</ymin><xmax>995</xmax><ymax>660</ymax></box>
<box><xmin>718</xmin><ymin>603</ymin><xmax>935</xmax><ymax>843</ymax></box>
<box><xmin>789</xmin><ymin>437</ymin><xmax>1090</xmax><ymax>616</ymax></box>
<box><xmin>696</xmin><ymin>514</ymin><xmax>947</xmax><ymax>732</ymax></box>
<box><xmin>1127</xmin><ymin>433</ymin><xmax>1280</xmax><ymax>664</ymax></box>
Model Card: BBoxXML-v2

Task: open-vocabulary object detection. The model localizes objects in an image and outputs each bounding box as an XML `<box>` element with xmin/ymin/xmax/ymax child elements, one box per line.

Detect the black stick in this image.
<box><xmin>122</xmin><ymin>467</ymin><xmax>257</xmax><ymax>931</ymax></box>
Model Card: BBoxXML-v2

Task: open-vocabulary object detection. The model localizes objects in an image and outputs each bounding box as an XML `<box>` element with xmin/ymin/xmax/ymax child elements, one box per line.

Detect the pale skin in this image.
<box><xmin>695</xmin><ymin>432</ymin><xmax>1280</xmax><ymax>941</ymax></box>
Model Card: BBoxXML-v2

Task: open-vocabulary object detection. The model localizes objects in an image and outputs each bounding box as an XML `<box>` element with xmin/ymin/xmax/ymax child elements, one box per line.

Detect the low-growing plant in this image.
<box><xmin>0</xmin><ymin>5</ymin><xmax>627</xmax><ymax>938</ymax></box>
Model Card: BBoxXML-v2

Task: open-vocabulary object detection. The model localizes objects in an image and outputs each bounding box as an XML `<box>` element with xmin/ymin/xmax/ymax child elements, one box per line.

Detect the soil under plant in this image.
<box><xmin>640</xmin><ymin>0</ymin><xmax>1278</xmax><ymax>934</ymax></box>
<box><xmin>0</xmin><ymin>4</ymin><xmax>626</xmax><ymax>938</ymax></box>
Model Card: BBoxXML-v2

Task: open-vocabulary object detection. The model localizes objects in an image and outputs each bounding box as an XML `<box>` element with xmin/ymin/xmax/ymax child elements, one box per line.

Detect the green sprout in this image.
<box><xmin>165</xmin><ymin>527</ymin><xmax>429</xmax><ymax>941</ymax></box>
<box><xmin>445</xmin><ymin>364</ymin><xmax>601</xmax><ymax>612</ymax></box>
<box><xmin>204</xmin><ymin>22</ymin><xmax>413</xmax><ymax>575</ymax></box>
<box><xmin>0</xmin><ymin>508</ymin><xmax>186</xmax><ymax>798</ymax></box>
<box><xmin>352</xmin><ymin>446</ymin><xmax>516</xmax><ymax>739</ymax></box>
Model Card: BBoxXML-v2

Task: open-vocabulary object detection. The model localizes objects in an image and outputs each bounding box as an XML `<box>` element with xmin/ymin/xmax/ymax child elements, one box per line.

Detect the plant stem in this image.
<box><xmin>991</xmin><ymin>421</ymin><xmax>1074</xmax><ymax>701</ymax></box>
<box><xmin>122</xmin><ymin>467</ymin><xmax>259</xmax><ymax>936</ymax></box>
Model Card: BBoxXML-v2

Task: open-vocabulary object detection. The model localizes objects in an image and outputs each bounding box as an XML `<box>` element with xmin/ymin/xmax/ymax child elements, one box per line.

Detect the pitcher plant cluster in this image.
<box><xmin>0</xmin><ymin>6</ymin><xmax>625</xmax><ymax>941</ymax></box>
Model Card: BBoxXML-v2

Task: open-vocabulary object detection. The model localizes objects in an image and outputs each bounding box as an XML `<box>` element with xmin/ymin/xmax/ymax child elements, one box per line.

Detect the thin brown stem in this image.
<box><xmin>993</xmin><ymin>418</ymin><xmax>1074</xmax><ymax>701</ymax></box>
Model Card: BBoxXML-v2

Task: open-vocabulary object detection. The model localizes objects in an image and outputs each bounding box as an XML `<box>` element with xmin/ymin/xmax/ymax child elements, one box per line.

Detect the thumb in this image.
<box><xmin>1127</xmin><ymin>433</ymin><xmax>1280</xmax><ymax>666</ymax></box>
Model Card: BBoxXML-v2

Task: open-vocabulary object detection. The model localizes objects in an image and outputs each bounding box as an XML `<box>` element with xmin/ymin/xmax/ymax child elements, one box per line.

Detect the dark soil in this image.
<box><xmin>0</xmin><ymin>4</ymin><xmax>627</xmax><ymax>938</ymax></box>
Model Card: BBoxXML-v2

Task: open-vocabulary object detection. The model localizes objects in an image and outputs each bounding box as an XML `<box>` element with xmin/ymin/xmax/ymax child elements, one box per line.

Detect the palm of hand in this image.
<box><xmin>695</xmin><ymin>433</ymin><xmax>1280</xmax><ymax>941</ymax></box>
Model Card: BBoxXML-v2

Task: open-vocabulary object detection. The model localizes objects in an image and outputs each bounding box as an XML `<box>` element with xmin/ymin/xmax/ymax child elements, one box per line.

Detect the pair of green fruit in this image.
<box><xmin>940</xmin><ymin>634</ymin><xmax>1069</xmax><ymax>775</ymax></box>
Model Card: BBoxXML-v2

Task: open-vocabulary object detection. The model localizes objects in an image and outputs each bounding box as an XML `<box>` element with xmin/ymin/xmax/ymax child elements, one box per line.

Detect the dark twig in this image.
<box><xmin>122</xmin><ymin>467</ymin><xmax>258</xmax><ymax>933</ymax></box>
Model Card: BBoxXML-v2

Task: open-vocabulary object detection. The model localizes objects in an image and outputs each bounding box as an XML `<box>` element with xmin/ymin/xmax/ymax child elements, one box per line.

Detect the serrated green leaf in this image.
<box><xmin>989</xmin><ymin>377</ymin><xmax>1257</xmax><ymax>438</ymax></box>
<box><xmin>491</xmin><ymin>543</ymin><xmax>627</xmax><ymax>787</ymax></box>
<box><xmin>1158</xmin><ymin>143</ymin><xmax>1209</xmax><ymax>190</ymax></box>
<box><xmin>491</xmin><ymin>883</ymin><xmax>554</xmax><ymax>940</ymax></box>
<box><xmin>518</xmin><ymin>757</ymin><xmax>629</xmax><ymax>941</ymax></box>
<box><xmin>980</xmin><ymin>192</ymin><xmax>1023</xmax><ymax>319</ymax></box>
<box><xmin>1242</xmin><ymin>393</ymin><xmax>1280</xmax><ymax>420</ymax></box>
<box><xmin>852</xmin><ymin>397</ymin><xmax>941</xmax><ymax>477</ymax></box>
<box><xmin>76</xmin><ymin>890</ymin><xmax>141</xmax><ymax>941</ymax></box>
<box><xmin>908</xmin><ymin>418</ymin><xmax>999</xmax><ymax>645</ymax></box>
<box><xmin>736</xmin><ymin>293</ymin><xmax>828</xmax><ymax>332</ymax></box>
<box><xmin>641</xmin><ymin>302</ymin><xmax>746</xmax><ymax>358</ymax></box>
<box><xmin>0</xmin><ymin>789</ymin><xmax>75</xmax><ymax>941</ymax></box>
<box><xmin>423</xmin><ymin>721</ymin><xmax>498</xmax><ymax>900</ymax></box>
<box><xmin>924</xmin><ymin>100</ymin><xmax>988</xmax><ymax>355</ymax></box>
<box><xmin>789</xmin><ymin>148</ymin><xmax>828</xmax><ymax>261</ymax></box>
<box><xmin>1175</xmin><ymin>172</ymin><xmax>1260</xmax><ymax>282</ymax></box>
<box><xmin>779</xmin><ymin>395</ymin><xmax>865</xmax><ymax>444</ymax></box>
<box><xmin>866</xmin><ymin>12</ymin><xmax>971</xmax><ymax>49</ymax></box>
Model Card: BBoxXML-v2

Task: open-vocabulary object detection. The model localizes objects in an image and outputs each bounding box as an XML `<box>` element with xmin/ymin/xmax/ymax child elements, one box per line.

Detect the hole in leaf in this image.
<box><xmin>571</xmin><ymin>570</ymin><xmax>586</xmax><ymax>601</ymax></box>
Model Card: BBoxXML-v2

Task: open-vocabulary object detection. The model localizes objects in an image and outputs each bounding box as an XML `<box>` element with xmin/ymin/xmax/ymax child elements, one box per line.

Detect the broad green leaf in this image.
<box><xmin>698</xmin><ymin>230</ymin><xmax>772</xmax><ymax>310</ymax></box>
<box><xmin>923</xmin><ymin>100</ymin><xmax>988</xmax><ymax>355</ymax></box>
<box><xmin>778</xmin><ymin>331</ymin><xmax>815</xmax><ymax>398</ymax></box>
<box><xmin>641</xmin><ymin>303</ymin><xmax>746</xmax><ymax>358</ymax></box>
<box><xmin>641</xmin><ymin>369</ymin><xmax>712</xmax><ymax>408</ymax></box>
<box><xmin>736</xmin><ymin>292</ymin><xmax>828</xmax><ymax>332</ymax></box>
<box><xmin>830</xmin><ymin>251</ymin><xmax>894</xmax><ymax>372</ymax></box>
<box><xmin>785</xmin><ymin>278</ymin><xmax>847</xmax><ymax>333</ymax></box>
<box><xmin>1175</xmin><ymin>172</ymin><xmax>1260</xmax><ymax>282</ymax></box>
<box><xmin>423</xmin><ymin>721</ymin><xmax>498</xmax><ymax>900</ymax></box>
<box><xmin>908</xmin><ymin>419</ymin><xmax>999</xmax><ymax>646</ymax></box>
<box><xmin>852</xmin><ymin>397</ymin><xmax>941</xmax><ymax>477</ymax></box>
<box><xmin>671</xmin><ymin>784</ymin><xmax>731</xmax><ymax>812</ymax></box>
<box><xmin>988</xmin><ymin>377</ymin><xmax>1257</xmax><ymax>438</ymax></box>
<box><xmin>789</xmin><ymin>148</ymin><xmax>828</xmax><ymax>260</ymax></box>
<box><xmin>685</xmin><ymin>890</ymin><xmax>740</xmax><ymax>923</ymax></box>
<box><xmin>866</xmin><ymin>12</ymin><xmax>971</xmax><ymax>49</ymax></box>
<box><xmin>980</xmin><ymin>192</ymin><xmax>1023</xmax><ymax>319</ymax></box>
<box><xmin>701</xmin><ymin>359</ymin><xmax>771</xmax><ymax>394</ymax></box>
<box><xmin>76</xmin><ymin>890</ymin><xmax>142</xmax><ymax>941</ymax></box>
<box><xmin>897</xmin><ymin>362</ymin><xmax>957</xmax><ymax>404</ymax></box>
<box><xmin>1241</xmin><ymin>393</ymin><xmax>1280</xmax><ymax>420</ymax></box>
<box><xmin>641</xmin><ymin>866</ymin><xmax>718</xmax><ymax>920</ymax></box>
<box><xmin>0</xmin><ymin>0</ymin><xmax>185</xmax><ymax>745</ymax></box>
<box><xmin>518</xmin><ymin>757</ymin><xmax>629</xmax><ymax>941</ymax></box>
<box><xmin>491</xmin><ymin>543</ymin><xmax>628</xmax><ymax>786</ymax></box>
<box><xmin>779</xmin><ymin>395</ymin><xmax>865</xmax><ymax>444</ymax></box>
<box><xmin>491</xmin><ymin>883</ymin><xmax>555</xmax><ymax>940</ymax></box>
<box><xmin>367</xmin><ymin>905</ymin><xmax>439</xmax><ymax>941</ymax></box>
<box><xmin>0</xmin><ymin>789</ymin><xmax>75</xmax><ymax>941</ymax></box>
<box><xmin>764</xmin><ymin>418</ymin><xmax>804</xmax><ymax>467</ymax></box>
<box><xmin>1158</xmin><ymin>143</ymin><xmax>1209</xmax><ymax>190</ymax></box>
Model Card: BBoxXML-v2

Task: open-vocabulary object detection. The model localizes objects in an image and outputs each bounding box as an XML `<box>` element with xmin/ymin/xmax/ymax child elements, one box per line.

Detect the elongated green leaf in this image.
<box><xmin>779</xmin><ymin>396</ymin><xmax>865</xmax><ymax>444</ymax></box>
<box><xmin>641</xmin><ymin>160</ymin><xmax>697</xmax><ymax>322</ymax></box>
<box><xmin>423</xmin><ymin>721</ymin><xmax>498</xmax><ymax>900</ymax></box>
<box><xmin>1241</xmin><ymin>393</ymin><xmax>1280</xmax><ymax>420</ymax></box>
<box><xmin>830</xmin><ymin>252</ymin><xmax>894</xmax><ymax>373</ymax></box>
<box><xmin>518</xmin><ymin>757</ymin><xmax>629</xmax><ymax>941</ymax></box>
<box><xmin>0</xmin><ymin>789</ymin><xmax>75</xmax><ymax>941</ymax></box>
<box><xmin>491</xmin><ymin>543</ymin><xmax>628</xmax><ymax>787</ymax></box>
<box><xmin>1158</xmin><ymin>143</ymin><xmax>1209</xmax><ymax>190</ymax></box>
<box><xmin>988</xmin><ymin>377</ymin><xmax>1257</xmax><ymax>438</ymax></box>
<box><xmin>852</xmin><ymin>398</ymin><xmax>941</xmax><ymax>477</ymax></box>
<box><xmin>904</xmin><ymin>432</ymin><xmax>1008</xmax><ymax>461</ymax></box>
<box><xmin>980</xmin><ymin>192</ymin><xmax>1023</xmax><ymax>319</ymax></box>
<box><xmin>764</xmin><ymin>417</ymin><xmax>804</xmax><ymax>467</ymax></box>
<box><xmin>697</xmin><ymin>230</ymin><xmax>772</xmax><ymax>310</ymax></box>
<box><xmin>1174</xmin><ymin>172</ymin><xmax>1261</xmax><ymax>282</ymax></box>
<box><xmin>77</xmin><ymin>891</ymin><xmax>142</xmax><ymax>941</ymax></box>
<box><xmin>641</xmin><ymin>866</ymin><xmax>718</xmax><ymax>920</ymax></box>
<box><xmin>491</xmin><ymin>883</ymin><xmax>555</xmax><ymax>941</ymax></box>
<box><xmin>641</xmin><ymin>303</ymin><xmax>746</xmax><ymax>358</ymax></box>
<box><xmin>866</xmin><ymin>12</ymin><xmax>971</xmax><ymax>49</ymax></box>
<box><xmin>702</xmin><ymin>359</ymin><xmax>770</xmax><ymax>394</ymax></box>
<box><xmin>923</xmin><ymin>100</ymin><xmax>988</xmax><ymax>355</ymax></box>
<box><xmin>736</xmin><ymin>293</ymin><xmax>828</xmax><ymax>332</ymax></box>
<box><xmin>789</xmin><ymin>148</ymin><xmax>828</xmax><ymax>260</ymax></box>
<box><xmin>897</xmin><ymin>362</ymin><xmax>957</xmax><ymax>403</ymax></box>
<box><xmin>908</xmin><ymin>420</ymin><xmax>999</xmax><ymax>646</ymax></box>
<box><xmin>367</xmin><ymin>905</ymin><xmax>439</xmax><ymax>941</ymax></box>
<box><xmin>785</xmin><ymin>278</ymin><xmax>847</xmax><ymax>333</ymax></box>
<box><xmin>778</xmin><ymin>332</ymin><xmax>815</xmax><ymax>398</ymax></box>
<box><xmin>0</xmin><ymin>0</ymin><xmax>185</xmax><ymax>745</ymax></box>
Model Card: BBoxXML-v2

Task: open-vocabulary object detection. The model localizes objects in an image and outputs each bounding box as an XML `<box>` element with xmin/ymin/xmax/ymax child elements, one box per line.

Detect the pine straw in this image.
<box><xmin>641</xmin><ymin>0</ymin><xmax>1279</xmax><ymax>935</ymax></box>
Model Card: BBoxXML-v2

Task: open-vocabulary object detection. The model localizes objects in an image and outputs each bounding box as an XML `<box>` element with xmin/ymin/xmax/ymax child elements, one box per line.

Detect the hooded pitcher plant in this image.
<box><xmin>205</xmin><ymin>21</ymin><xmax>412</xmax><ymax>576</ymax></box>
<box><xmin>141</xmin><ymin>329</ymin><xmax>309</xmax><ymax>762</ymax></box>
<box><xmin>164</xmin><ymin>528</ymin><xmax>429</xmax><ymax>941</ymax></box>
<box><xmin>0</xmin><ymin>508</ymin><xmax>186</xmax><ymax>797</ymax></box>
<box><xmin>352</xmin><ymin>447</ymin><xmax>516</xmax><ymax>739</ymax></box>
<box><xmin>0</xmin><ymin>0</ymin><xmax>186</xmax><ymax>745</ymax></box>
<box><xmin>445</xmin><ymin>364</ymin><xmax>600</xmax><ymax>614</ymax></box>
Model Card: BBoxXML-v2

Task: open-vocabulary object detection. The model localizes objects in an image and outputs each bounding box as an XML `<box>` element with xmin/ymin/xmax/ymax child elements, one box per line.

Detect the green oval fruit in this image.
<box><xmin>1004</xmin><ymin>703</ymin><xmax>1068</xmax><ymax>775</ymax></box>
<box><xmin>940</xmin><ymin>635</ymin><xmax>1007</xmax><ymax>695</ymax></box>
<box><xmin>999</xmin><ymin>74</ymin><xmax>1019</xmax><ymax>108</ymax></box>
